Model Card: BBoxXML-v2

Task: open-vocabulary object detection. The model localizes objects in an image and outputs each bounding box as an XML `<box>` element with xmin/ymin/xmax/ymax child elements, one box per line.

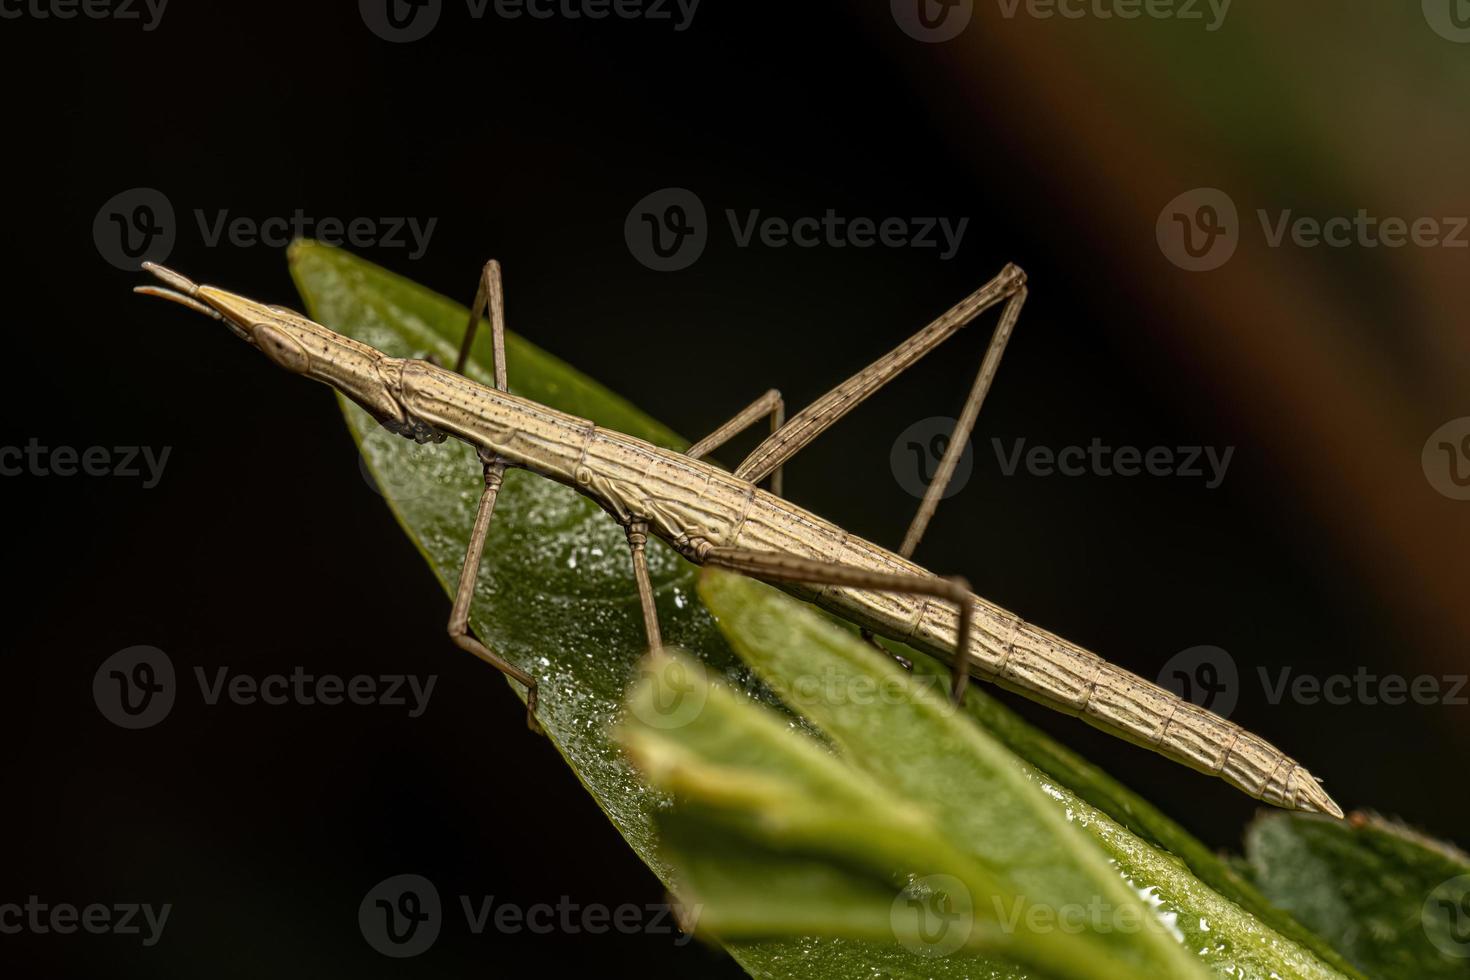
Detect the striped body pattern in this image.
<box><xmin>398</xmin><ymin>358</ymin><xmax>1337</xmax><ymax>815</ymax></box>
<box><xmin>132</xmin><ymin>263</ymin><xmax>1339</xmax><ymax>817</ymax></box>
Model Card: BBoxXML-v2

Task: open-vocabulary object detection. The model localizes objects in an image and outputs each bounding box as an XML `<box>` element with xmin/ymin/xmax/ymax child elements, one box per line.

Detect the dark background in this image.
<box><xmin>4</xmin><ymin>1</ymin><xmax>1469</xmax><ymax>976</ymax></box>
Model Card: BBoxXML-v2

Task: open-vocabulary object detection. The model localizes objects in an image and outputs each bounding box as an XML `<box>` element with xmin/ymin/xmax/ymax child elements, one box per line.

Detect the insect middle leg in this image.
<box><xmin>624</xmin><ymin>521</ymin><xmax>663</xmax><ymax>652</ymax></box>
<box><xmin>697</xmin><ymin>545</ymin><xmax>977</xmax><ymax>703</ymax></box>
<box><xmin>448</xmin><ymin>452</ymin><xmax>540</xmax><ymax>732</ymax></box>
<box><xmin>625</xmin><ymin>387</ymin><xmax>782</xmax><ymax>656</ymax></box>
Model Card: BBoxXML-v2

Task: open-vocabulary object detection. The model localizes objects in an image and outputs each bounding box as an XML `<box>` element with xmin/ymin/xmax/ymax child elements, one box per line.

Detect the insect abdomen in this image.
<box><xmin>906</xmin><ymin>596</ymin><xmax>1335</xmax><ymax>813</ymax></box>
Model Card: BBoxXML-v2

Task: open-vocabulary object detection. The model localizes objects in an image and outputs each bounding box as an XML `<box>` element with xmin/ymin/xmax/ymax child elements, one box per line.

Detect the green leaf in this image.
<box><xmin>674</xmin><ymin>570</ymin><xmax>1346</xmax><ymax>980</ymax></box>
<box><xmin>622</xmin><ymin>646</ymin><xmax>1145</xmax><ymax>980</ymax></box>
<box><xmin>939</xmin><ymin>649</ymin><xmax>1361</xmax><ymax>975</ymax></box>
<box><xmin>287</xmin><ymin>239</ymin><xmax>971</xmax><ymax>977</ymax></box>
<box><xmin>286</xmin><ymin>241</ymin><xmax>1351</xmax><ymax>978</ymax></box>
<box><xmin>1245</xmin><ymin>812</ymin><xmax>1470</xmax><ymax>978</ymax></box>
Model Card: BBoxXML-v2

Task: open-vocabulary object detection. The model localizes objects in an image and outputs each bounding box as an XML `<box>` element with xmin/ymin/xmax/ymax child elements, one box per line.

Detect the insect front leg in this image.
<box><xmin>448</xmin><ymin>452</ymin><xmax>540</xmax><ymax>732</ymax></box>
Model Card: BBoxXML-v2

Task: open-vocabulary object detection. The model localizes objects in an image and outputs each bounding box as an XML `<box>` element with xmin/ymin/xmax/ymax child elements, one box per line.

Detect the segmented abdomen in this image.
<box><xmin>903</xmin><ymin>594</ymin><xmax>1318</xmax><ymax>811</ymax></box>
<box><xmin>726</xmin><ymin>488</ymin><xmax>1326</xmax><ymax>812</ymax></box>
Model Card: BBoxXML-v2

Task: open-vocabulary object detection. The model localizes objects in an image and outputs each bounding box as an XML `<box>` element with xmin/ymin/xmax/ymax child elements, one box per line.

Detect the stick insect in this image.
<box><xmin>135</xmin><ymin>259</ymin><xmax>1342</xmax><ymax>817</ymax></box>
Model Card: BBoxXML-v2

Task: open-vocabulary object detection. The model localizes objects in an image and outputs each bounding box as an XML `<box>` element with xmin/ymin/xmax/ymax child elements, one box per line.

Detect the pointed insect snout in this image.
<box><xmin>134</xmin><ymin>263</ymin><xmax>222</xmax><ymax>322</ymax></box>
<box><xmin>133</xmin><ymin>263</ymin><xmax>412</xmax><ymax>429</ymax></box>
<box><xmin>134</xmin><ymin>263</ymin><xmax>317</xmax><ymax>374</ymax></box>
<box><xmin>135</xmin><ymin>262</ymin><xmax>273</xmax><ymax>345</ymax></box>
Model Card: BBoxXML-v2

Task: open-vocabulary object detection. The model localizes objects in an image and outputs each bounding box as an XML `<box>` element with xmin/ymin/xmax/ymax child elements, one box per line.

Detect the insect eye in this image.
<box><xmin>253</xmin><ymin>322</ymin><xmax>310</xmax><ymax>374</ymax></box>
